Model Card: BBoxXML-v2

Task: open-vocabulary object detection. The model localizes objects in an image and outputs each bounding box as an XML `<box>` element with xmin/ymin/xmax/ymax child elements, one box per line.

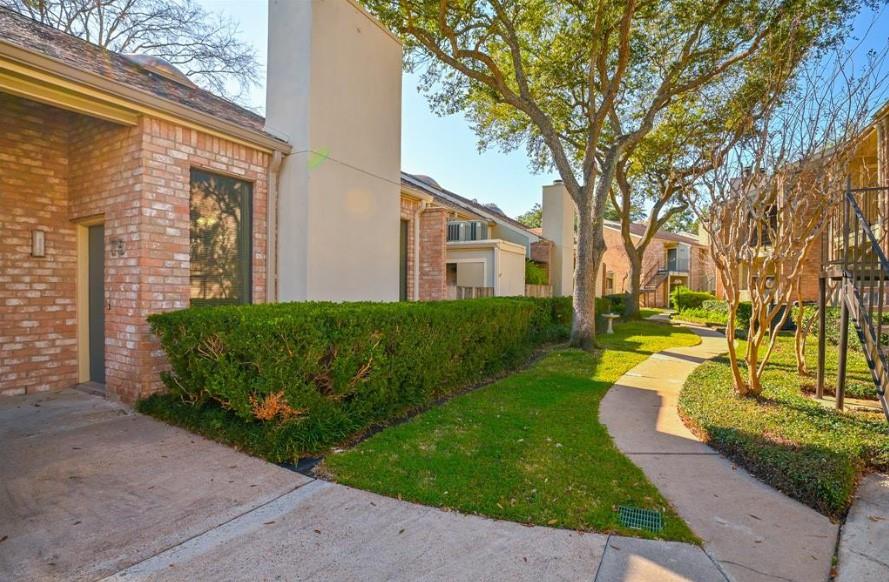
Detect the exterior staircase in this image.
<box><xmin>820</xmin><ymin>183</ymin><xmax>889</xmax><ymax>421</ymax></box>
<box><xmin>641</xmin><ymin>264</ymin><xmax>668</xmax><ymax>307</ymax></box>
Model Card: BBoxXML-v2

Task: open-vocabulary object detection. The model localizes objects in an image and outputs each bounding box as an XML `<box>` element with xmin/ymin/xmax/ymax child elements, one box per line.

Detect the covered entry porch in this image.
<box><xmin>0</xmin><ymin>92</ymin><xmax>147</xmax><ymax>400</ymax></box>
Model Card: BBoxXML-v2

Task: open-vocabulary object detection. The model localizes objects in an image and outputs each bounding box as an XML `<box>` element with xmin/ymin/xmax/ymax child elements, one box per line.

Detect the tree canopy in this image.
<box><xmin>361</xmin><ymin>0</ymin><xmax>871</xmax><ymax>346</ymax></box>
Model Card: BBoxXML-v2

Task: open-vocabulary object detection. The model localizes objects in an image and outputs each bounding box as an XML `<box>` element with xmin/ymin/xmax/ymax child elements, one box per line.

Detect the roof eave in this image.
<box><xmin>402</xmin><ymin>174</ymin><xmax>540</xmax><ymax>242</ymax></box>
<box><xmin>0</xmin><ymin>39</ymin><xmax>291</xmax><ymax>154</ymax></box>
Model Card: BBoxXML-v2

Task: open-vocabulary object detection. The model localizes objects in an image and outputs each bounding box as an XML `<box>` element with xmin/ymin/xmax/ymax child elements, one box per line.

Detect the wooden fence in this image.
<box><xmin>525</xmin><ymin>284</ymin><xmax>553</xmax><ymax>298</ymax></box>
<box><xmin>452</xmin><ymin>286</ymin><xmax>495</xmax><ymax>299</ymax></box>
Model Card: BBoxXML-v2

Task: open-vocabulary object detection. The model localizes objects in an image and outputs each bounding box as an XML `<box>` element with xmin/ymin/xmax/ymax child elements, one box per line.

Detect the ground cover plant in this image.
<box><xmin>672</xmin><ymin>299</ymin><xmax>760</xmax><ymax>336</ymax></box>
<box><xmin>140</xmin><ymin>297</ymin><xmax>571</xmax><ymax>461</ymax></box>
<box><xmin>323</xmin><ymin>319</ymin><xmax>701</xmax><ymax>542</ymax></box>
<box><xmin>679</xmin><ymin>334</ymin><xmax>889</xmax><ymax>518</ymax></box>
<box><xmin>672</xmin><ymin>306</ymin><xmax>728</xmax><ymax>327</ymax></box>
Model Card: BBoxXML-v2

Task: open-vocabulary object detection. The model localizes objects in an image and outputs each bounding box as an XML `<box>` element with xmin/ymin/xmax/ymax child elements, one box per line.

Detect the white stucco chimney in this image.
<box><xmin>541</xmin><ymin>180</ymin><xmax>576</xmax><ymax>296</ymax></box>
<box><xmin>266</xmin><ymin>0</ymin><xmax>402</xmax><ymax>301</ymax></box>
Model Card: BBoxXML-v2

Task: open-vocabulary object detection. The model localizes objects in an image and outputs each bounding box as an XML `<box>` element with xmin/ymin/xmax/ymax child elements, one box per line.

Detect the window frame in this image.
<box><xmin>189</xmin><ymin>167</ymin><xmax>253</xmax><ymax>306</ymax></box>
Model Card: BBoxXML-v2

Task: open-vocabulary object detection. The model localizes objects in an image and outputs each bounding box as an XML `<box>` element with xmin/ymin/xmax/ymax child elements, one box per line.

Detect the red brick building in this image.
<box><xmin>0</xmin><ymin>9</ymin><xmax>289</xmax><ymax>401</ymax></box>
<box><xmin>0</xmin><ymin>7</ymin><xmax>552</xmax><ymax>403</ymax></box>
<box><xmin>598</xmin><ymin>221</ymin><xmax>716</xmax><ymax>307</ymax></box>
<box><xmin>400</xmin><ymin>173</ymin><xmax>548</xmax><ymax>300</ymax></box>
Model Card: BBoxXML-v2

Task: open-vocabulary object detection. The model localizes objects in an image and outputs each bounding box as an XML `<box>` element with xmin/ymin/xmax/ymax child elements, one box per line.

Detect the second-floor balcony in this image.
<box><xmin>447</xmin><ymin>220</ymin><xmax>489</xmax><ymax>242</ymax></box>
<box><xmin>666</xmin><ymin>246</ymin><xmax>690</xmax><ymax>273</ymax></box>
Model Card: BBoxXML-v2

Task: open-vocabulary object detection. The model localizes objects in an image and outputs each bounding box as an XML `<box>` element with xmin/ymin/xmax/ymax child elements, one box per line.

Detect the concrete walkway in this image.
<box><xmin>837</xmin><ymin>473</ymin><xmax>889</xmax><ymax>581</ymax></box>
<box><xmin>600</xmin><ymin>321</ymin><xmax>839</xmax><ymax>582</ymax></box>
<box><xmin>1</xmin><ymin>389</ymin><xmax>726</xmax><ymax>581</ymax></box>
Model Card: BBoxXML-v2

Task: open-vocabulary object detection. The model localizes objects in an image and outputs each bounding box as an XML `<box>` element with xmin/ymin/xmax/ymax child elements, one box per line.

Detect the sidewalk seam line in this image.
<box><xmin>103</xmin><ymin>476</ymin><xmax>316</xmax><ymax>578</ymax></box>
<box><xmin>592</xmin><ymin>534</ymin><xmax>611</xmax><ymax>582</ymax></box>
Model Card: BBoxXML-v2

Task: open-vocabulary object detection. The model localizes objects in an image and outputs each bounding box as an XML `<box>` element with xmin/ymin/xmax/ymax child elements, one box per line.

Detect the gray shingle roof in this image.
<box><xmin>0</xmin><ymin>7</ymin><xmax>271</xmax><ymax>137</ymax></box>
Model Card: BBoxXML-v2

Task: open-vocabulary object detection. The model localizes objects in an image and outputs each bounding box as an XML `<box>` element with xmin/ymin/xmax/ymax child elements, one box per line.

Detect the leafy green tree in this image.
<box><xmin>663</xmin><ymin>210</ymin><xmax>698</xmax><ymax>235</ymax></box>
<box><xmin>363</xmin><ymin>0</ymin><xmax>870</xmax><ymax>347</ymax></box>
<box><xmin>609</xmin><ymin>96</ymin><xmax>743</xmax><ymax>318</ymax></box>
<box><xmin>516</xmin><ymin>203</ymin><xmax>541</xmax><ymax>228</ymax></box>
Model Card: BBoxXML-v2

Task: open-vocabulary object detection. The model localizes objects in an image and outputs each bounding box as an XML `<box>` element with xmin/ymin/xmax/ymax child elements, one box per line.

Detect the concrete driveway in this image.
<box><xmin>0</xmin><ymin>390</ymin><xmax>305</xmax><ymax>581</ymax></box>
<box><xmin>1</xmin><ymin>390</ymin><xmax>726</xmax><ymax>581</ymax></box>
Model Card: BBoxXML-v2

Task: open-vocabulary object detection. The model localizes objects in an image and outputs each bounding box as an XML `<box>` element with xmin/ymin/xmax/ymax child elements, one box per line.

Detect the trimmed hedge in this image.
<box><xmin>701</xmin><ymin>299</ymin><xmax>729</xmax><ymax>313</ymax></box>
<box><xmin>670</xmin><ymin>287</ymin><xmax>716</xmax><ymax>311</ymax></box>
<box><xmin>673</xmin><ymin>300</ymin><xmax>778</xmax><ymax>337</ymax></box>
<box><xmin>142</xmin><ymin>297</ymin><xmax>571</xmax><ymax>460</ymax></box>
<box><xmin>675</xmin><ymin>306</ymin><xmax>728</xmax><ymax>326</ymax></box>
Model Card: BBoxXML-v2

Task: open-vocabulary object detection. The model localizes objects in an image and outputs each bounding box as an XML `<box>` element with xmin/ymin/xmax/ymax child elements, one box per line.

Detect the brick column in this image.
<box><xmin>419</xmin><ymin>207</ymin><xmax>448</xmax><ymax>300</ymax></box>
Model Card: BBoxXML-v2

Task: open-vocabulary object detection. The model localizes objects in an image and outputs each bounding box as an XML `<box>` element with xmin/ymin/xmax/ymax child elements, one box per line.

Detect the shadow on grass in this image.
<box><xmin>680</xmin><ymin>353</ymin><xmax>889</xmax><ymax>519</ymax></box>
<box><xmin>690</xmin><ymin>419</ymin><xmax>858</xmax><ymax>518</ymax></box>
<box><xmin>321</xmin><ymin>320</ymin><xmax>703</xmax><ymax>543</ymax></box>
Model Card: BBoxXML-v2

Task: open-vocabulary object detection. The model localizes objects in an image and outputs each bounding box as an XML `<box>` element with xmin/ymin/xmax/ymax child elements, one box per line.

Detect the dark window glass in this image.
<box><xmin>189</xmin><ymin>169</ymin><xmax>252</xmax><ymax>305</ymax></box>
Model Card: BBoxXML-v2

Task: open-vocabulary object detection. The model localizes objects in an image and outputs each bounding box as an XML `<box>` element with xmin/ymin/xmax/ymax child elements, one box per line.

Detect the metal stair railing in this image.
<box><xmin>640</xmin><ymin>261</ymin><xmax>668</xmax><ymax>307</ymax></box>
<box><xmin>828</xmin><ymin>182</ymin><xmax>889</xmax><ymax>421</ymax></box>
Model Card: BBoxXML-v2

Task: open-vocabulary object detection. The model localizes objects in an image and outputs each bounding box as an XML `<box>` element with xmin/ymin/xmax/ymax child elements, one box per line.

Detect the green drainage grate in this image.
<box><xmin>618</xmin><ymin>505</ymin><xmax>664</xmax><ymax>533</ymax></box>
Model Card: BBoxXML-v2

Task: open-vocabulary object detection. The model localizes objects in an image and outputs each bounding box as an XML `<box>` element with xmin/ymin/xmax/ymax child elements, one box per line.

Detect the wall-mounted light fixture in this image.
<box><xmin>31</xmin><ymin>229</ymin><xmax>46</xmax><ymax>258</ymax></box>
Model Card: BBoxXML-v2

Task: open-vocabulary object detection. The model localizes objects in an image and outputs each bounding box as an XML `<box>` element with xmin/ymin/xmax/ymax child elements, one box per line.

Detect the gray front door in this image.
<box><xmin>399</xmin><ymin>220</ymin><xmax>408</xmax><ymax>301</ymax></box>
<box><xmin>88</xmin><ymin>224</ymin><xmax>105</xmax><ymax>384</ymax></box>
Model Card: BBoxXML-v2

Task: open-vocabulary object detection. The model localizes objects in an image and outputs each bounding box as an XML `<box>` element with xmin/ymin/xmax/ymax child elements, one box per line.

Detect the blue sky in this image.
<box><xmin>197</xmin><ymin>0</ymin><xmax>889</xmax><ymax>219</ymax></box>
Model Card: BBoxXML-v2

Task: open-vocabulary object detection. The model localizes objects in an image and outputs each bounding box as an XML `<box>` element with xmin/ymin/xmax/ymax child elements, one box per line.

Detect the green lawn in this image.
<box><xmin>680</xmin><ymin>334</ymin><xmax>889</xmax><ymax>518</ymax></box>
<box><xmin>322</xmin><ymin>320</ymin><xmax>702</xmax><ymax>542</ymax></box>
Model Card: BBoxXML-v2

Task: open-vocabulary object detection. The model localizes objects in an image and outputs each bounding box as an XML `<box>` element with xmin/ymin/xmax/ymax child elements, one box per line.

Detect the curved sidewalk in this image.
<box><xmin>600</xmin><ymin>322</ymin><xmax>838</xmax><ymax>582</ymax></box>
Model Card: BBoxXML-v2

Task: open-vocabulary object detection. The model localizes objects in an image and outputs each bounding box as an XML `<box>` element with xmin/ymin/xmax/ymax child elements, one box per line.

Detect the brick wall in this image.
<box><xmin>419</xmin><ymin>207</ymin><xmax>448</xmax><ymax>300</ymax></box>
<box><xmin>69</xmin><ymin>114</ymin><xmax>144</xmax><ymax>400</ymax></box>
<box><xmin>136</xmin><ymin>118</ymin><xmax>269</xmax><ymax>398</ymax></box>
<box><xmin>1</xmin><ymin>95</ymin><xmax>271</xmax><ymax>402</ymax></box>
<box><xmin>795</xmin><ymin>236</ymin><xmax>822</xmax><ymax>303</ymax></box>
<box><xmin>879</xmin><ymin>116</ymin><xmax>889</xmax><ymax>187</ymax></box>
<box><xmin>0</xmin><ymin>94</ymin><xmax>77</xmax><ymax>396</ymax></box>
<box><xmin>597</xmin><ymin>227</ymin><xmax>668</xmax><ymax>303</ymax></box>
<box><xmin>596</xmin><ymin>226</ymin><xmax>716</xmax><ymax>306</ymax></box>
<box><xmin>598</xmin><ymin>226</ymin><xmax>631</xmax><ymax>295</ymax></box>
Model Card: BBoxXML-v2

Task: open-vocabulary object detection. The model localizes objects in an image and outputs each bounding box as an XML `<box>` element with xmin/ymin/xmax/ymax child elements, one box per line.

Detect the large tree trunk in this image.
<box><xmin>624</xmin><ymin>249</ymin><xmax>643</xmax><ymax>319</ymax></box>
<box><xmin>571</xmin><ymin>211</ymin><xmax>600</xmax><ymax>349</ymax></box>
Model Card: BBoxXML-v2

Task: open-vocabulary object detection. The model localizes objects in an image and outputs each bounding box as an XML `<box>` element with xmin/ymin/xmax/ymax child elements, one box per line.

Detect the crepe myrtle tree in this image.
<box><xmin>689</xmin><ymin>53</ymin><xmax>879</xmax><ymax>396</ymax></box>
<box><xmin>361</xmin><ymin>0</ymin><xmax>871</xmax><ymax>348</ymax></box>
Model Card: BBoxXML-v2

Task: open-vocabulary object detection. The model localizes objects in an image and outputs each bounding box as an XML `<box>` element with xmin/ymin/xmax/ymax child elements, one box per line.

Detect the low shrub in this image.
<box><xmin>811</xmin><ymin>306</ymin><xmax>889</xmax><ymax>352</ymax></box>
<box><xmin>595</xmin><ymin>296</ymin><xmax>611</xmax><ymax>319</ymax></box>
<box><xmin>674</xmin><ymin>307</ymin><xmax>728</xmax><ymax>326</ymax></box>
<box><xmin>141</xmin><ymin>297</ymin><xmax>571</xmax><ymax>461</ymax></box>
<box><xmin>735</xmin><ymin>301</ymin><xmax>752</xmax><ymax>336</ymax></box>
<box><xmin>603</xmin><ymin>293</ymin><xmax>629</xmax><ymax>314</ymax></box>
<box><xmin>670</xmin><ymin>287</ymin><xmax>715</xmax><ymax>311</ymax></box>
<box><xmin>701</xmin><ymin>299</ymin><xmax>729</xmax><ymax>313</ymax></box>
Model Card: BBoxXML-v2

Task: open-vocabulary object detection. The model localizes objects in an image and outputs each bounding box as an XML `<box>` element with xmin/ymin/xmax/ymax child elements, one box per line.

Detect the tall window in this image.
<box><xmin>190</xmin><ymin>169</ymin><xmax>252</xmax><ymax>305</ymax></box>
